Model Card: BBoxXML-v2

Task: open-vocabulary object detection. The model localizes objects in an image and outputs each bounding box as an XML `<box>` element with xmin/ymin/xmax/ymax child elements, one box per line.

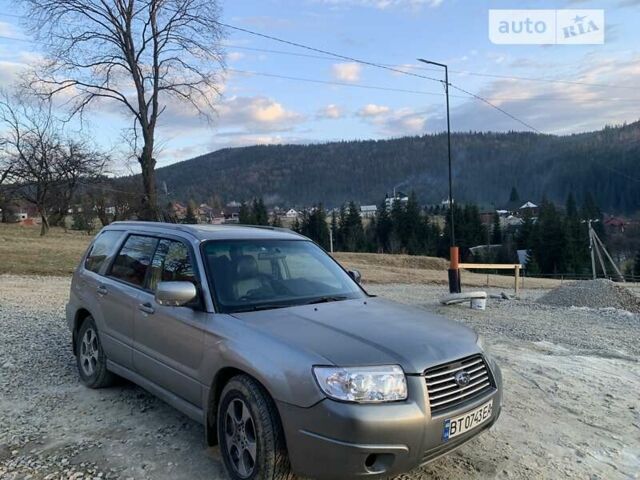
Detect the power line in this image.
<box><xmin>216</xmin><ymin>21</ymin><xmax>542</xmax><ymax>133</ymax></box>
<box><xmin>215</xmin><ymin>21</ymin><xmax>446</xmax><ymax>85</ymax></box>
<box><xmin>447</xmin><ymin>83</ymin><xmax>542</xmax><ymax>133</ymax></box>
<box><xmin>226</xmin><ymin>68</ymin><xmax>466</xmax><ymax>98</ymax></box>
<box><xmin>222</xmin><ymin>44</ymin><xmax>638</xmax><ymax>92</ymax></box>
<box><xmin>229</xmin><ymin>68</ymin><xmax>640</xmax><ymax>103</ymax></box>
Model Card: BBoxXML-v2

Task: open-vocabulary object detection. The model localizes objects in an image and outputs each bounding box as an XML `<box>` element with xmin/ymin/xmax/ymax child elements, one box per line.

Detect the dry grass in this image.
<box><xmin>0</xmin><ymin>223</ymin><xmax>92</xmax><ymax>276</ymax></box>
<box><xmin>0</xmin><ymin>224</ymin><xmax>560</xmax><ymax>289</ymax></box>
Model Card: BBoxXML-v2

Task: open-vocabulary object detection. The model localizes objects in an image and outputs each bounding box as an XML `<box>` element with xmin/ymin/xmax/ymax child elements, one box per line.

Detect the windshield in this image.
<box><xmin>202</xmin><ymin>239</ymin><xmax>365</xmax><ymax>313</ymax></box>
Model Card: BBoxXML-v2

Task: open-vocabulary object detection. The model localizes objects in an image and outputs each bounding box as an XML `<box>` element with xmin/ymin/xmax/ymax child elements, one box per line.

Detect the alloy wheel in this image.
<box><xmin>80</xmin><ymin>327</ymin><xmax>99</xmax><ymax>377</ymax></box>
<box><xmin>224</xmin><ymin>398</ymin><xmax>257</xmax><ymax>478</ymax></box>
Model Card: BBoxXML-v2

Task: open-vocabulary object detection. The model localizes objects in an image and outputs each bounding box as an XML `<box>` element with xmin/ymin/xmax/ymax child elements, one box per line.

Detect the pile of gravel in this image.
<box><xmin>537</xmin><ymin>279</ymin><xmax>640</xmax><ymax>313</ymax></box>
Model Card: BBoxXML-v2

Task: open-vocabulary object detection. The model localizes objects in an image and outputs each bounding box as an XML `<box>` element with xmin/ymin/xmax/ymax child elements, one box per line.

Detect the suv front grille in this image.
<box><xmin>424</xmin><ymin>354</ymin><xmax>494</xmax><ymax>414</ymax></box>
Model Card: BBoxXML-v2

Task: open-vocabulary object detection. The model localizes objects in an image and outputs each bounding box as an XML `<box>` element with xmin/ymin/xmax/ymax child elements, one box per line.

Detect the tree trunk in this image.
<box><xmin>139</xmin><ymin>147</ymin><xmax>159</xmax><ymax>221</ymax></box>
<box><xmin>40</xmin><ymin>212</ymin><xmax>50</xmax><ymax>236</ymax></box>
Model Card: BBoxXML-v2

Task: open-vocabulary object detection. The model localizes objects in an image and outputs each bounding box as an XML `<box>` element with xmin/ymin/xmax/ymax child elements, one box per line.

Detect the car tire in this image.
<box><xmin>218</xmin><ymin>375</ymin><xmax>294</xmax><ymax>480</ymax></box>
<box><xmin>76</xmin><ymin>316</ymin><xmax>116</xmax><ymax>388</ymax></box>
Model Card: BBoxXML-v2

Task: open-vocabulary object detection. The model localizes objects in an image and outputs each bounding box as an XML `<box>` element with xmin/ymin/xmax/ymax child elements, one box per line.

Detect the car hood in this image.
<box><xmin>230</xmin><ymin>297</ymin><xmax>479</xmax><ymax>374</ymax></box>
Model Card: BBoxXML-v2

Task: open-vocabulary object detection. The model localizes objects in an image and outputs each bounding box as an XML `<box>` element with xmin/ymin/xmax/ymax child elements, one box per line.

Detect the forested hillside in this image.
<box><xmin>153</xmin><ymin>121</ymin><xmax>640</xmax><ymax>213</ymax></box>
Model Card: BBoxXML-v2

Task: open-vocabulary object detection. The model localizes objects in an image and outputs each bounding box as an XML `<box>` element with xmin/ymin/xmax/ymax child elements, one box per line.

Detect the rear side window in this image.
<box><xmin>148</xmin><ymin>239</ymin><xmax>196</xmax><ymax>292</ymax></box>
<box><xmin>109</xmin><ymin>235</ymin><xmax>158</xmax><ymax>287</ymax></box>
<box><xmin>84</xmin><ymin>230</ymin><xmax>125</xmax><ymax>273</ymax></box>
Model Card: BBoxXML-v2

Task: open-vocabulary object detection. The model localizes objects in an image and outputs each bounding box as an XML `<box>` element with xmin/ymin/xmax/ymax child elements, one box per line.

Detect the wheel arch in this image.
<box><xmin>205</xmin><ymin>367</ymin><xmax>280</xmax><ymax>447</ymax></box>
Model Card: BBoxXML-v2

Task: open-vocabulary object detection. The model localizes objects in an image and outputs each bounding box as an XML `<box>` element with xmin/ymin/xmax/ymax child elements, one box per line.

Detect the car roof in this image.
<box><xmin>105</xmin><ymin>221</ymin><xmax>308</xmax><ymax>241</ymax></box>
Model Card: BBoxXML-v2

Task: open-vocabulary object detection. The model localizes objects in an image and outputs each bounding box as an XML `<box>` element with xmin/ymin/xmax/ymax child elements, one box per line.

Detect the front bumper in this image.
<box><xmin>278</xmin><ymin>361</ymin><xmax>503</xmax><ymax>480</ymax></box>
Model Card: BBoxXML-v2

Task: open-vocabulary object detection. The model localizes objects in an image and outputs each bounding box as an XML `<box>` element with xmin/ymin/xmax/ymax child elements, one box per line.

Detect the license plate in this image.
<box><xmin>442</xmin><ymin>400</ymin><xmax>493</xmax><ymax>441</ymax></box>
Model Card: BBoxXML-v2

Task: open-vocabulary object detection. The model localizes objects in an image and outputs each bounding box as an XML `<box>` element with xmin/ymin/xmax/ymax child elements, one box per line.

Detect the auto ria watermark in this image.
<box><xmin>489</xmin><ymin>10</ymin><xmax>604</xmax><ymax>45</ymax></box>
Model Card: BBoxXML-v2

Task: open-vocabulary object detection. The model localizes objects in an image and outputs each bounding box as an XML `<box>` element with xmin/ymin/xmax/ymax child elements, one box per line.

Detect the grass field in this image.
<box><xmin>0</xmin><ymin>223</ymin><xmax>560</xmax><ymax>289</ymax></box>
<box><xmin>0</xmin><ymin>223</ymin><xmax>92</xmax><ymax>276</ymax></box>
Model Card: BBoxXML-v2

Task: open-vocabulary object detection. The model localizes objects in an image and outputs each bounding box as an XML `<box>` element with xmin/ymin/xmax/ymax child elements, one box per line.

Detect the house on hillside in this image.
<box><xmin>168</xmin><ymin>202</ymin><xmax>187</xmax><ymax>220</ymax></box>
<box><xmin>223</xmin><ymin>204</ymin><xmax>240</xmax><ymax>223</ymax></box>
<box><xmin>385</xmin><ymin>192</ymin><xmax>409</xmax><ymax>208</ymax></box>
<box><xmin>360</xmin><ymin>205</ymin><xmax>377</xmax><ymax>218</ymax></box>
<box><xmin>285</xmin><ymin>208</ymin><xmax>299</xmax><ymax>219</ymax></box>
<box><xmin>604</xmin><ymin>216</ymin><xmax>628</xmax><ymax>233</ymax></box>
<box><xmin>518</xmin><ymin>201</ymin><xmax>539</xmax><ymax>216</ymax></box>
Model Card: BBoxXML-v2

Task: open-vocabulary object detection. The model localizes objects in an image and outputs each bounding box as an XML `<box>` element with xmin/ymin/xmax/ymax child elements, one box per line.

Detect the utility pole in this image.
<box><xmin>585</xmin><ymin>219</ymin><xmax>625</xmax><ymax>281</ymax></box>
<box><xmin>329</xmin><ymin>227</ymin><xmax>334</xmax><ymax>254</ymax></box>
<box><xmin>587</xmin><ymin>220</ymin><xmax>597</xmax><ymax>280</ymax></box>
<box><xmin>417</xmin><ymin>58</ymin><xmax>459</xmax><ymax>293</ymax></box>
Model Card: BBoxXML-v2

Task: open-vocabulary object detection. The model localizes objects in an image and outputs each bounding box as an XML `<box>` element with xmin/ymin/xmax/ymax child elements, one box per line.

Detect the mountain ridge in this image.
<box><xmin>152</xmin><ymin>120</ymin><xmax>640</xmax><ymax>213</ymax></box>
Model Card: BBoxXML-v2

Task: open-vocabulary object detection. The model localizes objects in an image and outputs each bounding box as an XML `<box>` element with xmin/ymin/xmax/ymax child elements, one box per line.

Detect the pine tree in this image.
<box><xmin>337</xmin><ymin>204</ymin><xmax>347</xmax><ymax>251</ymax></box>
<box><xmin>238</xmin><ymin>201</ymin><xmax>253</xmax><ymax>224</ymax></box>
<box><xmin>581</xmin><ymin>192</ymin><xmax>605</xmax><ymax>239</ymax></box>
<box><xmin>517</xmin><ymin>208</ymin><xmax>536</xmax><ymax>250</ymax></box>
<box><xmin>491</xmin><ymin>212</ymin><xmax>502</xmax><ymax>244</ymax></box>
<box><xmin>532</xmin><ymin>199</ymin><xmax>567</xmax><ymax>273</ymax></box>
<box><xmin>403</xmin><ymin>191</ymin><xmax>422</xmax><ymax>254</ymax></box>
<box><xmin>389</xmin><ymin>197</ymin><xmax>405</xmax><ymax>253</ymax></box>
<box><xmin>509</xmin><ymin>186</ymin><xmax>520</xmax><ymax>204</ymax></box>
<box><xmin>564</xmin><ymin>193</ymin><xmax>589</xmax><ymax>274</ymax></box>
<box><xmin>270</xmin><ymin>214</ymin><xmax>282</xmax><ymax>227</ymax></box>
<box><xmin>300</xmin><ymin>205</ymin><xmax>330</xmax><ymax>249</ymax></box>
<box><xmin>342</xmin><ymin>202</ymin><xmax>365</xmax><ymax>252</ymax></box>
<box><xmin>330</xmin><ymin>210</ymin><xmax>340</xmax><ymax>251</ymax></box>
<box><xmin>252</xmin><ymin>198</ymin><xmax>269</xmax><ymax>225</ymax></box>
<box><xmin>375</xmin><ymin>200</ymin><xmax>392</xmax><ymax>253</ymax></box>
<box><xmin>184</xmin><ymin>200</ymin><xmax>198</xmax><ymax>224</ymax></box>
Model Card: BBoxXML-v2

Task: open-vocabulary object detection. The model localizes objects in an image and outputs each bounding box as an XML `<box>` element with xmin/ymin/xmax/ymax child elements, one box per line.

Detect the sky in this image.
<box><xmin>0</xmin><ymin>0</ymin><xmax>639</xmax><ymax>171</ymax></box>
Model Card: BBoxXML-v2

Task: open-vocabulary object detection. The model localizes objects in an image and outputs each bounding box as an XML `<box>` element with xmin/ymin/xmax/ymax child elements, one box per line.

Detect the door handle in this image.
<box><xmin>96</xmin><ymin>285</ymin><xmax>108</xmax><ymax>296</ymax></box>
<box><xmin>138</xmin><ymin>302</ymin><xmax>155</xmax><ymax>315</ymax></box>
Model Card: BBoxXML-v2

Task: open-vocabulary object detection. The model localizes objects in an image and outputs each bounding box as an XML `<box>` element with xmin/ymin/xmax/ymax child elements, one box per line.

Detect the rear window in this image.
<box><xmin>108</xmin><ymin>235</ymin><xmax>159</xmax><ymax>287</ymax></box>
<box><xmin>84</xmin><ymin>230</ymin><xmax>125</xmax><ymax>273</ymax></box>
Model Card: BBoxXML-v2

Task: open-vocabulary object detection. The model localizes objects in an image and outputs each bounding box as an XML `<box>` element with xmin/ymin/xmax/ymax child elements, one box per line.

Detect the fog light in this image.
<box><xmin>365</xmin><ymin>454</ymin><xmax>377</xmax><ymax>468</ymax></box>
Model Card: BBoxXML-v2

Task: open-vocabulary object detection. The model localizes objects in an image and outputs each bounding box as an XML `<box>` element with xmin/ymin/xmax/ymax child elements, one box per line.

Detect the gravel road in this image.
<box><xmin>1</xmin><ymin>275</ymin><xmax>639</xmax><ymax>480</ymax></box>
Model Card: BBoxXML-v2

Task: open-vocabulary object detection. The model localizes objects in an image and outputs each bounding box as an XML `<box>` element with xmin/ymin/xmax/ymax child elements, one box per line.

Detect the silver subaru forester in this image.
<box><xmin>67</xmin><ymin>221</ymin><xmax>502</xmax><ymax>480</ymax></box>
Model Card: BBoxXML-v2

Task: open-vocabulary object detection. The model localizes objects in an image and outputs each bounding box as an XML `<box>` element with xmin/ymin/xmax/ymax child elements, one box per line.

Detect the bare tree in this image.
<box><xmin>0</xmin><ymin>155</ymin><xmax>11</xmax><ymax>186</ymax></box>
<box><xmin>21</xmin><ymin>0</ymin><xmax>226</xmax><ymax>220</ymax></box>
<box><xmin>0</xmin><ymin>93</ymin><xmax>108</xmax><ymax>235</ymax></box>
<box><xmin>87</xmin><ymin>176</ymin><xmax>140</xmax><ymax>226</ymax></box>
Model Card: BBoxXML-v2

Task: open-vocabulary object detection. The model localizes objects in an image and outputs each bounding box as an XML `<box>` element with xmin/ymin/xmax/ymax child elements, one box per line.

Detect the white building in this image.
<box><xmin>385</xmin><ymin>193</ymin><xmax>409</xmax><ymax>209</ymax></box>
<box><xmin>285</xmin><ymin>208</ymin><xmax>299</xmax><ymax>219</ymax></box>
<box><xmin>359</xmin><ymin>205</ymin><xmax>377</xmax><ymax>218</ymax></box>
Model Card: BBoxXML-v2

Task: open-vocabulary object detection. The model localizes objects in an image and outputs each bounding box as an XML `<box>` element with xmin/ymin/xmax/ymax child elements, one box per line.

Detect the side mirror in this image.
<box><xmin>348</xmin><ymin>269</ymin><xmax>362</xmax><ymax>284</ymax></box>
<box><xmin>155</xmin><ymin>281</ymin><xmax>197</xmax><ymax>307</ymax></box>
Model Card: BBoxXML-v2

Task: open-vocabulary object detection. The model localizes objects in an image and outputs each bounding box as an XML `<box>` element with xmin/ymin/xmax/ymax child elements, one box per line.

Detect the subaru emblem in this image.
<box><xmin>454</xmin><ymin>370</ymin><xmax>471</xmax><ymax>387</ymax></box>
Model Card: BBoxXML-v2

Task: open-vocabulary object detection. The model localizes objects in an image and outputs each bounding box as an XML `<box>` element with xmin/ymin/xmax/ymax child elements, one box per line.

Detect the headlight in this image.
<box><xmin>313</xmin><ymin>365</ymin><xmax>407</xmax><ymax>403</ymax></box>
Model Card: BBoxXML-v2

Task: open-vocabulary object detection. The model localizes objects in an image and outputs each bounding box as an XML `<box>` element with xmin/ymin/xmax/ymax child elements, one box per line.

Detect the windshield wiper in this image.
<box><xmin>232</xmin><ymin>304</ymin><xmax>289</xmax><ymax>313</ymax></box>
<box><xmin>303</xmin><ymin>295</ymin><xmax>349</xmax><ymax>305</ymax></box>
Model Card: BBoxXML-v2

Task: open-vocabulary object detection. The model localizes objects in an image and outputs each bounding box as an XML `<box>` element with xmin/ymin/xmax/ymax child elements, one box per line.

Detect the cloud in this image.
<box><xmin>317</xmin><ymin>0</ymin><xmax>443</xmax><ymax>9</ymax></box>
<box><xmin>441</xmin><ymin>54</ymin><xmax>640</xmax><ymax>134</ymax></box>
<box><xmin>227</xmin><ymin>52</ymin><xmax>245</xmax><ymax>62</ymax></box>
<box><xmin>357</xmin><ymin>103</ymin><xmax>390</xmax><ymax>117</ymax></box>
<box><xmin>356</xmin><ymin>104</ymin><xmax>427</xmax><ymax>136</ymax></box>
<box><xmin>332</xmin><ymin>62</ymin><xmax>362</xmax><ymax>82</ymax></box>
<box><xmin>219</xmin><ymin>96</ymin><xmax>302</xmax><ymax>129</ymax></box>
<box><xmin>0</xmin><ymin>21</ymin><xmax>18</xmax><ymax>37</ymax></box>
<box><xmin>317</xmin><ymin>104</ymin><xmax>343</xmax><ymax>119</ymax></box>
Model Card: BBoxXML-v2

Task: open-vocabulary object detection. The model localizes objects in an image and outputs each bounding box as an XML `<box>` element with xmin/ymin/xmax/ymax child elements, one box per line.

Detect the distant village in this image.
<box><xmin>2</xmin><ymin>190</ymin><xmax>630</xmax><ymax>237</ymax></box>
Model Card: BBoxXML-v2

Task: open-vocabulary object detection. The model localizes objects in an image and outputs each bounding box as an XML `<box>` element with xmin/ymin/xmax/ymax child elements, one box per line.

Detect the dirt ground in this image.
<box><xmin>1</xmin><ymin>275</ymin><xmax>638</xmax><ymax>480</ymax></box>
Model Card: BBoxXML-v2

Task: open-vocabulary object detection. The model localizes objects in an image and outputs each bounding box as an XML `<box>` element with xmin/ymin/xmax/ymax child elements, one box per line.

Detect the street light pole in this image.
<box><xmin>417</xmin><ymin>58</ymin><xmax>459</xmax><ymax>293</ymax></box>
